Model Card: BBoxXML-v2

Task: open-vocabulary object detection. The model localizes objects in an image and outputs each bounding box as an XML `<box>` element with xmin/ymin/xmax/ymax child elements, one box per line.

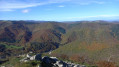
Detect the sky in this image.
<box><xmin>0</xmin><ymin>0</ymin><xmax>119</xmax><ymax>21</ymax></box>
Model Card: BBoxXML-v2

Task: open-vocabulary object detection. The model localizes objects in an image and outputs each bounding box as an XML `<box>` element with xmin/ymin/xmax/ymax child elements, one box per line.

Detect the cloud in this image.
<box><xmin>67</xmin><ymin>15</ymin><xmax>119</xmax><ymax>20</ymax></box>
<box><xmin>92</xmin><ymin>1</ymin><xmax>105</xmax><ymax>4</ymax></box>
<box><xmin>48</xmin><ymin>0</ymin><xmax>71</xmax><ymax>3</ymax></box>
<box><xmin>0</xmin><ymin>0</ymin><xmax>46</xmax><ymax>11</ymax></box>
<box><xmin>0</xmin><ymin>9</ymin><xmax>14</xmax><ymax>11</ymax></box>
<box><xmin>22</xmin><ymin>9</ymin><xmax>29</xmax><ymax>13</ymax></box>
<box><xmin>70</xmin><ymin>0</ymin><xmax>105</xmax><ymax>5</ymax></box>
<box><xmin>0</xmin><ymin>0</ymin><xmax>106</xmax><ymax>11</ymax></box>
<box><xmin>58</xmin><ymin>5</ymin><xmax>65</xmax><ymax>7</ymax></box>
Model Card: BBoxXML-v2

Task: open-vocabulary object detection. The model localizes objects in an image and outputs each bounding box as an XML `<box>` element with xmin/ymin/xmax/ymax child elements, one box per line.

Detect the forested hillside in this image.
<box><xmin>0</xmin><ymin>20</ymin><xmax>119</xmax><ymax>66</ymax></box>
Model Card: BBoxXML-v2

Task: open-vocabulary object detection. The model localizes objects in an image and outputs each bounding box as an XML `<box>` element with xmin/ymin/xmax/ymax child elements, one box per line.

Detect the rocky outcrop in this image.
<box><xmin>40</xmin><ymin>56</ymin><xmax>86</xmax><ymax>67</ymax></box>
<box><xmin>35</xmin><ymin>54</ymin><xmax>42</xmax><ymax>61</ymax></box>
<box><xmin>20</xmin><ymin>53</ymin><xmax>86</xmax><ymax>67</ymax></box>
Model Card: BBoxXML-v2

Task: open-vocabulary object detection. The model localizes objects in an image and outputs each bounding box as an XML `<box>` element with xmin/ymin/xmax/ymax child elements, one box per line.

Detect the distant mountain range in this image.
<box><xmin>0</xmin><ymin>20</ymin><xmax>119</xmax><ymax>65</ymax></box>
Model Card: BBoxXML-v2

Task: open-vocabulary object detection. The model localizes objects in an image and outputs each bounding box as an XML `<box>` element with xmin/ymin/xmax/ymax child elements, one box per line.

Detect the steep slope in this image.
<box><xmin>0</xmin><ymin>21</ymin><xmax>32</xmax><ymax>44</ymax></box>
<box><xmin>26</xmin><ymin>22</ymin><xmax>66</xmax><ymax>53</ymax></box>
<box><xmin>0</xmin><ymin>21</ymin><xmax>67</xmax><ymax>54</ymax></box>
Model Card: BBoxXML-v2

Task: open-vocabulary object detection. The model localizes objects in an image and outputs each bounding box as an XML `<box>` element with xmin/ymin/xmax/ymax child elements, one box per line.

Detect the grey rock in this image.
<box><xmin>54</xmin><ymin>60</ymin><xmax>67</xmax><ymax>67</ymax></box>
<box><xmin>35</xmin><ymin>54</ymin><xmax>42</xmax><ymax>61</ymax></box>
<box><xmin>20</xmin><ymin>57</ymin><xmax>30</xmax><ymax>62</ymax></box>
<box><xmin>42</xmin><ymin>56</ymin><xmax>57</xmax><ymax>64</ymax></box>
<box><xmin>74</xmin><ymin>64</ymin><xmax>80</xmax><ymax>67</ymax></box>
<box><xmin>26</xmin><ymin>54</ymin><xmax>30</xmax><ymax>58</ymax></box>
<box><xmin>80</xmin><ymin>65</ymin><xmax>86</xmax><ymax>67</ymax></box>
<box><xmin>30</xmin><ymin>55</ymin><xmax>36</xmax><ymax>60</ymax></box>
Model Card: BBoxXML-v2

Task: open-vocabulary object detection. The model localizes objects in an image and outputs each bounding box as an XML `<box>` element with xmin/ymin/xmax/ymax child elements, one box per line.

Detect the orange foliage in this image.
<box><xmin>59</xmin><ymin>54</ymin><xmax>69</xmax><ymax>60</ymax></box>
<box><xmin>79</xmin><ymin>41</ymin><xmax>109</xmax><ymax>51</ymax></box>
<box><xmin>87</xmin><ymin>42</ymin><xmax>108</xmax><ymax>51</ymax></box>
<box><xmin>97</xmin><ymin>61</ymin><xmax>116</xmax><ymax>67</ymax></box>
<box><xmin>69</xmin><ymin>55</ymin><xmax>85</xmax><ymax>64</ymax></box>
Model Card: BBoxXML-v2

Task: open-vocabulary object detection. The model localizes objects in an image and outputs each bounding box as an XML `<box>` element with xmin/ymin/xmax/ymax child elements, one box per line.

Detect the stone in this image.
<box><xmin>80</xmin><ymin>65</ymin><xmax>86</xmax><ymax>67</ymax></box>
<box><xmin>42</xmin><ymin>56</ymin><xmax>56</xmax><ymax>63</ymax></box>
<box><xmin>19</xmin><ymin>53</ymin><xmax>87</xmax><ymax>67</ymax></box>
<box><xmin>30</xmin><ymin>55</ymin><xmax>36</xmax><ymax>60</ymax></box>
<box><xmin>29</xmin><ymin>51</ymin><xmax>33</xmax><ymax>53</ymax></box>
<box><xmin>26</xmin><ymin>54</ymin><xmax>30</xmax><ymax>58</ymax></box>
<box><xmin>20</xmin><ymin>57</ymin><xmax>30</xmax><ymax>62</ymax></box>
<box><xmin>74</xmin><ymin>64</ymin><xmax>80</xmax><ymax>67</ymax></box>
<box><xmin>1</xmin><ymin>66</ymin><xmax>5</xmax><ymax>67</ymax></box>
<box><xmin>50</xmin><ymin>57</ymin><xmax>58</xmax><ymax>61</ymax></box>
<box><xmin>54</xmin><ymin>60</ymin><xmax>67</xmax><ymax>67</ymax></box>
<box><xmin>35</xmin><ymin>54</ymin><xmax>42</xmax><ymax>61</ymax></box>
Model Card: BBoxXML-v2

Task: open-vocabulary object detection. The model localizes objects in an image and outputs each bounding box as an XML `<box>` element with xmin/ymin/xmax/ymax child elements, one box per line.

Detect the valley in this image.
<box><xmin>0</xmin><ymin>20</ymin><xmax>119</xmax><ymax>67</ymax></box>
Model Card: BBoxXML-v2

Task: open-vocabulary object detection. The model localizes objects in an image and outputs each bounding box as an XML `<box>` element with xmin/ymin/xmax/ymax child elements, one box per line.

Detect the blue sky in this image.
<box><xmin>0</xmin><ymin>0</ymin><xmax>119</xmax><ymax>21</ymax></box>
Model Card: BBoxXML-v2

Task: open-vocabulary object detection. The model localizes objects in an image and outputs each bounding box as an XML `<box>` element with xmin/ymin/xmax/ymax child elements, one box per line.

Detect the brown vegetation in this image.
<box><xmin>59</xmin><ymin>54</ymin><xmax>69</xmax><ymax>60</ymax></box>
<box><xmin>97</xmin><ymin>61</ymin><xmax>116</xmax><ymax>67</ymax></box>
<box><xmin>69</xmin><ymin>55</ymin><xmax>85</xmax><ymax>64</ymax></box>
